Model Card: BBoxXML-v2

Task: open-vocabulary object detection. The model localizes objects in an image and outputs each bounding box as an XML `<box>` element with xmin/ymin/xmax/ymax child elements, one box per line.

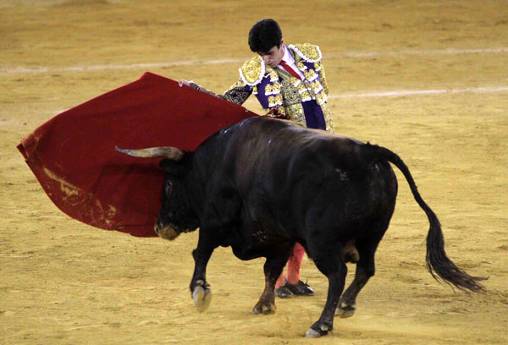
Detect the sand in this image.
<box><xmin>1</xmin><ymin>1</ymin><xmax>507</xmax><ymax>344</ymax></box>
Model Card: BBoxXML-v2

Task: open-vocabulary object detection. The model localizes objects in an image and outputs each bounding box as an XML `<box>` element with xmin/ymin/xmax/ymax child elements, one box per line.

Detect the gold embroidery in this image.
<box><xmin>304</xmin><ymin>69</ymin><xmax>318</xmax><ymax>82</ymax></box>
<box><xmin>322</xmin><ymin>106</ymin><xmax>334</xmax><ymax>132</ymax></box>
<box><xmin>316</xmin><ymin>62</ymin><xmax>329</xmax><ymax>95</ymax></box>
<box><xmin>280</xmin><ymin>78</ymin><xmax>300</xmax><ymax>106</ymax></box>
<box><xmin>268</xmin><ymin>94</ymin><xmax>283</xmax><ymax>107</ymax></box>
<box><xmin>289</xmin><ymin>43</ymin><xmax>322</xmax><ymax>63</ymax></box>
<box><xmin>316</xmin><ymin>91</ymin><xmax>328</xmax><ymax>105</ymax></box>
<box><xmin>299</xmin><ymin>89</ymin><xmax>311</xmax><ymax>102</ymax></box>
<box><xmin>264</xmin><ymin>82</ymin><xmax>281</xmax><ymax>96</ymax></box>
<box><xmin>301</xmin><ymin>80</ymin><xmax>316</xmax><ymax>99</ymax></box>
<box><xmin>239</xmin><ymin>56</ymin><xmax>264</xmax><ymax>86</ymax></box>
<box><xmin>297</xmin><ymin>61</ymin><xmax>307</xmax><ymax>71</ymax></box>
<box><xmin>285</xmin><ymin>103</ymin><xmax>306</xmax><ymax>127</ymax></box>
<box><xmin>269</xmin><ymin>70</ymin><xmax>279</xmax><ymax>82</ymax></box>
<box><xmin>311</xmin><ymin>80</ymin><xmax>323</xmax><ymax>94</ymax></box>
<box><xmin>222</xmin><ymin>80</ymin><xmax>252</xmax><ymax>105</ymax></box>
<box><xmin>265</xmin><ymin>84</ymin><xmax>273</xmax><ymax>95</ymax></box>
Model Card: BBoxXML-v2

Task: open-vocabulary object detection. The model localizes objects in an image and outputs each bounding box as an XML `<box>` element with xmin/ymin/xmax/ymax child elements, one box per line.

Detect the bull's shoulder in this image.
<box><xmin>239</xmin><ymin>56</ymin><xmax>265</xmax><ymax>86</ymax></box>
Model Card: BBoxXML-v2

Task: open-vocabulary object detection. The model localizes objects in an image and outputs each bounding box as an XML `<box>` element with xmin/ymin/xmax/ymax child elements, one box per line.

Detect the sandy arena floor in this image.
<box><xmin>1</xmin><ymin>1</ymin><xmax>507</xmax><ymax>344</ymax></box>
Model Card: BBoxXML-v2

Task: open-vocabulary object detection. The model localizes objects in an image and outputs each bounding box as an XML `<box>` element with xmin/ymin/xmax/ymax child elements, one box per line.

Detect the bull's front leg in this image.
<box><xmin>252</xmin><ymin>253</ymin><xmax>290</xmax><ymax>315</ymax></box>
<box><xmin>190</xmin><ymin>231</ymin><xmax>216</xmax><ymax>312</ymax></box>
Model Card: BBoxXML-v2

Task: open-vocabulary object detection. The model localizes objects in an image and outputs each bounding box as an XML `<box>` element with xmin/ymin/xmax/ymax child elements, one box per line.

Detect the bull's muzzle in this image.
<box><xmin>154</xmin><ymin>224</ymin><xmax>181</xmax><ymax>241</ymax></box>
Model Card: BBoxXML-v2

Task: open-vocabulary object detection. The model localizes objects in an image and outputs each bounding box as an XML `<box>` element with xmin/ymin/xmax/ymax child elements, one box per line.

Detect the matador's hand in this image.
<box><xmin>179</xmin><ymin>80</ymin><xmax>219</xmax><ymax>98</ymax></box>
<box><xmin>266</xmin><ymin>108</ymin><xmax>289</xmax><ymax>120</ymax></box>
<box><xmin>178</xmin><ymin>80</ymin><xmax>199</xmax><ymax>89</ymax></box>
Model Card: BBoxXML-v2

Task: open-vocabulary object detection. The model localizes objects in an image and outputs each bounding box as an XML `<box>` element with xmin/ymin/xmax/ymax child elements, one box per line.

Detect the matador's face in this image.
<box><xmin>259</xmin><ymin>42</ymin><xmax>285</xmax><ymax>68</ymax></box>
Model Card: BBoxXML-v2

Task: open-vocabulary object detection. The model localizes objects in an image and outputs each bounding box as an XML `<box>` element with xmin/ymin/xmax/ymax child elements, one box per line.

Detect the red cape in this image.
<box><xmin>18</xmin><ymin>72</ymin><xmax>257</xmax><ymax>237</ymax></box>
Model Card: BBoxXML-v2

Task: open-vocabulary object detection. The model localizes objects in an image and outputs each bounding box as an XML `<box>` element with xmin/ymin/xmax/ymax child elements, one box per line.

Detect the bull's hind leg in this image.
<box><xmin>252</xmin><ymin>252</ymin><xmax>291</xmax><ymax>315</ymax></box>
<box><xmin>304</xmin><ymin>248</ymin><xmax>347</xmax><ymax>338</ymax></box>
<box><xmin>337</xmin><ymin>224</ymin><xmax>389</xmax><ymax>318</ymax></box>
<box><xmin>336</xmin><ymin>241</ymin><xmax>377</xmax><ymax>318</ymax></box>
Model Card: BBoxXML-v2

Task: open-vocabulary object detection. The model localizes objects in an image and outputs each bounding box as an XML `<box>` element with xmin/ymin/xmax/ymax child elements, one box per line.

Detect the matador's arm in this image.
<box><xmin>179</xmin><ymin>80</ymin><xmax>252</xmax><ymax>106</ymax></box>
<box><xmin>221</xmin><ymin>79</ymin><xmax>253</xmax><ymax>105</ymax></box>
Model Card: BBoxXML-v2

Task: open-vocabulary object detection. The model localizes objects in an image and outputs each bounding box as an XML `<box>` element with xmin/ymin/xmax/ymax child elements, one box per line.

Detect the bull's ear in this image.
<box><xmin>159</xmin><ymin>159</ymin><xmax>187</xmax><ymax>177</ymax></box>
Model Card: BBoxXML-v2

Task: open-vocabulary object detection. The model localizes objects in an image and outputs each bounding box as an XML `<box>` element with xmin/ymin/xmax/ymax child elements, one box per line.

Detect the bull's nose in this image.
<box><xmin>154</xmin><ymin>221</ymin><xmax>162</xmax><ymax>234</ymax></box>
<box><xmin>154</xmin><ymin>223</ymin><xmax>180</xmax><ymax>241</ymax></box>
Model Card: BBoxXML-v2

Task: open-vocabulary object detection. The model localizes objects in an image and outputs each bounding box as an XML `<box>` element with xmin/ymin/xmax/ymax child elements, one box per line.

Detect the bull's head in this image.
<box><xmin>116</xmin><ymin>146</ymin><xmax>199</xmax><ymax>240</ymax></box>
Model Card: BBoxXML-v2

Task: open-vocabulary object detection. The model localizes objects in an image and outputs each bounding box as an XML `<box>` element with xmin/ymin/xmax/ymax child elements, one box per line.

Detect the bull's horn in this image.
<box><xmin>115</xmin><ymin>146</ymin><xmax>184</xmax><ymax>160</ymax></box>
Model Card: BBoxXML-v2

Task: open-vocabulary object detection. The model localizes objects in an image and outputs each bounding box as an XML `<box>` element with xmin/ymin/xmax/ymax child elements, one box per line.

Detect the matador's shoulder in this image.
<box><xmin>288</xmin><ymin>43</ymin><xmax>323</xmax><ymax>63</ymax></box>
<box><xmin>239</xmin><ymin>56</ymin><xmax>266</xmax><ymax>86</ymax></box>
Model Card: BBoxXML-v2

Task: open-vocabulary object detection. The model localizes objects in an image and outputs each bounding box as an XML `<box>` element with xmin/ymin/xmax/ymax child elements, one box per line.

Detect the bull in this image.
<box><xmin>117</xmin><ymin>116</ymin><xmax>483</xmax><ymax>337</ymax></box>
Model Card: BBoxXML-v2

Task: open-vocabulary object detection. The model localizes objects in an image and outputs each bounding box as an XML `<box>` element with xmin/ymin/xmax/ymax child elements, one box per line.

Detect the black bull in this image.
<box><xmin>117</xmin><ymin>116</ymin><xmax>483</xmax><ymax>337</ymax></box>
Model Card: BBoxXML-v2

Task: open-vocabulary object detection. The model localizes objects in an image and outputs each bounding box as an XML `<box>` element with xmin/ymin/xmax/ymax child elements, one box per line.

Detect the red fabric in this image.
<box><xmin>279</xmin><ymin>60</ymin><xmax>302</xmax><ymax>80</ymax></box>
<box><xmin>17</xmin><ymin>72</ymin><xmax>257</xmax><ymax>237</ymax></box>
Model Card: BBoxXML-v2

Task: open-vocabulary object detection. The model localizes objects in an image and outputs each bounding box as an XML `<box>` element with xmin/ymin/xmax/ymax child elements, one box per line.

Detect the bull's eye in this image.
<box><xmin>165</xmin><ymin>181</ymin><xmax>173</xmax><ymax>196</ymax></box>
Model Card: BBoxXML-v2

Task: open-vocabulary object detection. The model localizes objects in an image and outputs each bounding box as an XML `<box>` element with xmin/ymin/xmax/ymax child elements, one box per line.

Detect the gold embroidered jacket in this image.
<box><xmin>222</xmin><ymin>43</ymin><xmax>332</xmax><ymax>130</ymax></box>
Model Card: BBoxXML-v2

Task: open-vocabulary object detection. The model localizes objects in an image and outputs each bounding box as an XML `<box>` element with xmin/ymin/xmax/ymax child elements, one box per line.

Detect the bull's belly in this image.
<box><xmin>229</xmin><ymin>225</ymin><xmax>291</xmax><ymax>261</ymax></box>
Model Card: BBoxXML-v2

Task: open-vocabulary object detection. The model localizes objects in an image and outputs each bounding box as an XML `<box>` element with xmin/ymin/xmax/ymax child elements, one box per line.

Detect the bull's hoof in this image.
<box><xmin>336</xmin><ymin>302</ymin><xmax>356</xmax><ymax>318</ymax></box>
<box><xmin>304</xmin><ymin>326</ymin><xmax>329</xmax><ymax>338</ymax></box>
<box><xmin>252</xmin><ymin>301</ymin><xmax>276</xmax><ymax>315</ymax></box>
<box><xmin>305</xmin><ymin>321</ymin><xmax>332</xmax><ymax>338</ymax></box>
<box><xmin>192</xmin><ymin>284</ymin><xmax>212</xmax><ymax>312</ymax></box>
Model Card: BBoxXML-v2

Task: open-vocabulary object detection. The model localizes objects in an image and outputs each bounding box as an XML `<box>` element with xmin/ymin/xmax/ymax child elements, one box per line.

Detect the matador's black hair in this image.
<box><xmin>248</xmin><ymin>19</ymin><xmax>282</xmax><ymax>54</ymax></box>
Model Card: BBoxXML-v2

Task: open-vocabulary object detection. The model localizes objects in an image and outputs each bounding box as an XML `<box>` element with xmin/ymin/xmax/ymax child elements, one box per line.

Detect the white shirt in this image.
<box><xmin>278</xmin><ymin>44</ymin><xmax>305</xmax><ymax>79</ymax></box>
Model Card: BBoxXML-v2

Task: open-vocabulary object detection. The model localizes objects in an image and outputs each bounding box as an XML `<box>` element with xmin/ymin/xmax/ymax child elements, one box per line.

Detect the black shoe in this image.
<box><xmin>286</xmin><ymin>280</ymin><xmax>315</xmax><ymax>296</ymax></box>
<box><xmin>275</xmin><ymin>285</ymin><xmax>294</xmax><ymax>298</ymax></box>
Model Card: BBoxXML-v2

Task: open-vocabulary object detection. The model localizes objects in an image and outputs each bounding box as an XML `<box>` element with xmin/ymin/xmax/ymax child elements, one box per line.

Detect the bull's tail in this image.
<box><xmin>367</xmin><ymin>144</ymin><xmax>485</xmax><ymax>292</ymax></box>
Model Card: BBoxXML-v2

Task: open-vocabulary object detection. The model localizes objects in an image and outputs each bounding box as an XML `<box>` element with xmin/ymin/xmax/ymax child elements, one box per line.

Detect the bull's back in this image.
<box><xmin>225</xmin><ymin>117</ymin><xmax>396</xmax><ymax>213</ymax></box>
